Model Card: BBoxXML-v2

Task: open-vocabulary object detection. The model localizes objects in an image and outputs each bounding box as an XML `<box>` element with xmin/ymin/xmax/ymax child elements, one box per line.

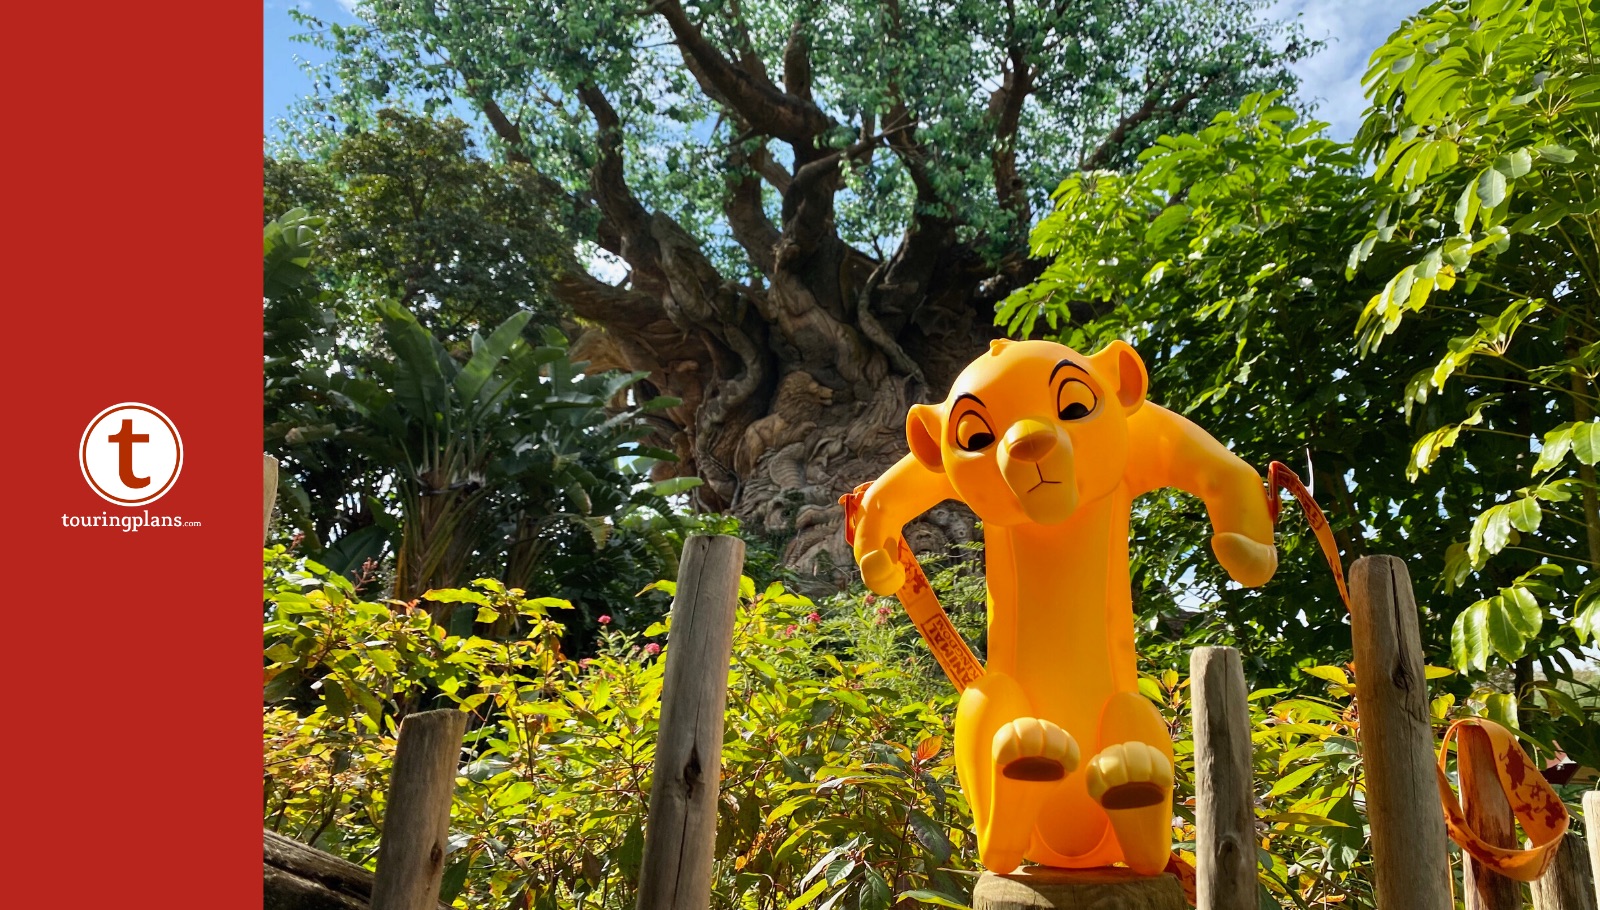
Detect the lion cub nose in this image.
<box><xmin>1003</xmin><ymin>419</ymin><xmax>1058</xmax><ymax>463</ymax></box>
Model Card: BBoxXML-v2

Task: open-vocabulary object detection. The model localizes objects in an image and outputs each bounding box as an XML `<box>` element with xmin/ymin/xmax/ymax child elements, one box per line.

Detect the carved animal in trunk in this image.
<box><xmin>850</xmin><ymin>338</ymin><xmax>1277</xmax><ymax>874</ymax></box>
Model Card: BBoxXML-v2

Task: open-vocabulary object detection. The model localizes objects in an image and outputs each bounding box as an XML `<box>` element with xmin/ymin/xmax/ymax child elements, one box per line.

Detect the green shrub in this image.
<box><xmin>265</xmin><ymin>546</ymin><xmax>973</xmax><ymax>909</ymax></box>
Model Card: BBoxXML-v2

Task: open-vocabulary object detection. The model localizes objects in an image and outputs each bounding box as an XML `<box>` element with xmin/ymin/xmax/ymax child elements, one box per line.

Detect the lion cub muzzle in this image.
<box><xmin>997</xmin><ymin>418</ymin><xmax>1078</xmax><ymax>523</ymax></box>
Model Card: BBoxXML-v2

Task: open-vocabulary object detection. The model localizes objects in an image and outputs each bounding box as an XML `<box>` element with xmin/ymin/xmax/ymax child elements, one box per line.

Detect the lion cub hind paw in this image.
<box><xmin>992</xmin><ymin>718</ymin><xmax>1080</xmax><ymax>782</ymax></box>
<box><xmin>1085</xmin><ymin>742</ymin><xmax>1173</xmax><ymax>809</ymax></box>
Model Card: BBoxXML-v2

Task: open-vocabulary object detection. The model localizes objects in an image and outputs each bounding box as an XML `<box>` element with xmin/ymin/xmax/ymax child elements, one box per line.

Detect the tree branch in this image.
<box><xmin>1078</xmin><ymin>75</ymin><xmax>1220</xmax><ymax>171</ymax></box>
<box><xmin>783</xmin><ymin>19</ymin><xmax>813</xmax><ymax>102</ymax></box>
<box><xmin>987</xmin><ymin>43</ymin><xmax>1034</xmax><ymax>226</ymax></box>
<box><xmin>576</xmin><ymin>82</ymin><xmax>667</xmax><ymax>289</ymax></box>
<box><xmin>724</xmin><ymin>142</ymin><xmax>781</xmax><ymax>274</ymax></box>
<box><xmin>652</xmin><ymin>0</ymin><xmax>832</xmax><ymax>144</ymax></box>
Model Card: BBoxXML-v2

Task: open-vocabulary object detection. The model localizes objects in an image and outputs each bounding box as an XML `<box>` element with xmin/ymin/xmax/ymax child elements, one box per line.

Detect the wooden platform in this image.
<box><xmin>973</xmin><ymin>865</ymin><xmax>1186</xmax><ymax>910</ymax></box>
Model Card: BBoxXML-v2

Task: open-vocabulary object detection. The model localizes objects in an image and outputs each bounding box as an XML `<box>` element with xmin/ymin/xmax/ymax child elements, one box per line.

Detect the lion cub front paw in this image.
<box><xmin>1084</xmin><ymin>742</ymin><xmax>1173</xmax><ymax>810</ymax></box>
<box><xmin>1211</xmin><ymin>531</ymin><xmax>1278</xmax><ymax>588</ymax></box>
<box><xmin>992</xmin><ymin>718</ymin><xmax>1080</xmax><ymax>782</ymax></box>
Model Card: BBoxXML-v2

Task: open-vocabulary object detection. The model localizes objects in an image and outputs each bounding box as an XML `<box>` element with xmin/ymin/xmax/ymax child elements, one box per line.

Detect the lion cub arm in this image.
<box><xmin>854</xmin><ymin>453</ymin><xmax>958</xmax><ymax>595</ymax></box>
<box><xmin>1125</xmin><ymin>403</ymin><xmax>1277</xmax><ymax>587</ymax></box>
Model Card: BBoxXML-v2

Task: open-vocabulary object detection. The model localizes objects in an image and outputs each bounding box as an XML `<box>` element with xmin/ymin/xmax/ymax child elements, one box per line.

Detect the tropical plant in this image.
<box><xmin>1350</xmin><ymin>0</ymin><xmax>1600</xmax><ymax>688</ymax></box>
<box><xmin>283</xmin><ymin>0</ymin><xmax>1313</xmax><ymax>572</ymax></box>
<box><xmin>264</xmin><ymin>210</ymin><xmax>692</xmax><ymax>638</ymax></box>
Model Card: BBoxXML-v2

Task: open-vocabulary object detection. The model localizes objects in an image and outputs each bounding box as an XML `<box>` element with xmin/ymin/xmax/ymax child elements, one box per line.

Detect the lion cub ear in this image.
<box><xmin>906</xmin><ymin>403</ymin><xmax>945</xmax><ymax>472</ymax></box>
<box><xmin>1090</xmin><ymin>340</ymin><xmax>1148</xmax><ymax>413</ymax></box>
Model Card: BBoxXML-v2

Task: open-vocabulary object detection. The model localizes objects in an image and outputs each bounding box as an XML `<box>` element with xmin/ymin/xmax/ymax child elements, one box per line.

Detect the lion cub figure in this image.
<box><xmin>851</xmin><ymin>339</ymin><xmax>1277</xmax><ymax>875</ymax></box>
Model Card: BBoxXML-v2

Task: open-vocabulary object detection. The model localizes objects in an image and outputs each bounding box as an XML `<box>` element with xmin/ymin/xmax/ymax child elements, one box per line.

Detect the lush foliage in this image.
<box><xmin>266</xmin><ymin>110</ymin><xmax>566</xmax><ymax>343</ymax></box>
<box><xmin>264</xmin><ymin>206</ymin><xmax>692</xmax><ymax>645</ymax></box>
<box><xmin>1004</xmin><ymin>0</ymin><xmax>1600</xmax><ymax>776</ymax></box>
<box><xmin>1350</xmin><ymin>0</ymin><xmax>1600</xmax><ymax>682</ymax></box>
<box><xmin>269</xmin><ymin>545</ymin><xmax>1583</xmax><ymax>909</ymax></box>
<box><xmin>265</xmin><ymin>548</ymin><xmax>974</xmax><ymax>910</ymax></box>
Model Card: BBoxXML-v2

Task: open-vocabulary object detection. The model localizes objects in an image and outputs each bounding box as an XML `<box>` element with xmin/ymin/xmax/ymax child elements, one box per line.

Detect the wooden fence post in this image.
<box><xmin>635</xmin><ymin>534</ymin><xmax>745</xmax><ymax>910</ymax></box>
<box><xmin>1587</xmin><ymin>793</ymin><xmax>1600</xmax><ymax>909</ymax></box>
<box><xmin>371</xmin><ymin>709</ymin><xmax>469</xmax><ymax>910</ymax></box>
<box><xmin>1347</xmin><ymin>556</ymin><xmax>1452</xmax><ymax>910</ymax></box>
<box><xmin>264</xmin><ymin>453</ymin><xmax>279</xmax><ymax>547</ymax></box>
<box><xmin>1532</xmin><ymin>833</ymin><xmax>1598</xmax><ymax>910</ymax></box>
<box><xmin>1191</xmin><ymin>646</ymin><xmax>1256</xmax><ymax>910</ymax></box>
<box><xmin>1460</xmin><ymin>723</ymin><xmax>1523</xmax><ymax>910</ymax></box>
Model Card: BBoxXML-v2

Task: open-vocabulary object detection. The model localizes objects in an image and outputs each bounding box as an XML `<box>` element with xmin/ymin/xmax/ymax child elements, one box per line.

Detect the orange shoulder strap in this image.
<box><xmin>839</xmin><ymin>483</ymin><xmax>984</xmax><ymax>692</ymax></box>
<box><xmin>1267</xmin><ymin>461</ymin><xmax>1569</xmax><ymax>882</ymax></box>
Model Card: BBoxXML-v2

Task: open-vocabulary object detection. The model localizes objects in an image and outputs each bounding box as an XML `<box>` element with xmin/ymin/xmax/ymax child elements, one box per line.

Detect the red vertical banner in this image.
<box><xmin>3</xmin><ymin>3</ymin><xmax>261</xmax><ymax>906</ymax></box>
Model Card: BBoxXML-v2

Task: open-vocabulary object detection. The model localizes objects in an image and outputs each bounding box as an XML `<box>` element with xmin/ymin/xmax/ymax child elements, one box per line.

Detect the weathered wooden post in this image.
<box><xmin>1587</xmin><ymin>792</ymin><xmax>1600</xmax><ymax>909</ymax></box>
<box><xmin>264</xmin><ymin>453</ymin><xmax>279</xmax><ymax>547</ymax></box>
<box><xmin>635</xmin><ymin>534</ymin><xmax>745</xmax><ymax>910</ymax></box>
<box><xmin>1191</xmin><ymin>646</ymin><xmax>1255</xmax><ymax>910</ymax></box>
<box><xmin>370</xmin><ymin>709</ymin><xmax>469</xmax><ymax>910</ymax></box>
<box><xmin>1531</xmin><ymin>833</ymin><xmax>1598</xmax><ymax>910</ymax></box>
<box><xmin>1347</xmin><ymin>556</ymin><xmax>1452</xmax><ymax>910</ymax></box>
<box><xmin>1459</xmin><ymin>723</ymin><xmax>1523</xmax><ymax>910</ymax></box>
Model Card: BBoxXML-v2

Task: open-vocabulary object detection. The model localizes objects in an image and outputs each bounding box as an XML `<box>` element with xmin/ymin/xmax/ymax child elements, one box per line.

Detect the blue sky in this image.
<box><xmin>263</xmin><ymin>0</ymin><xmax>1425</xmax><ymax>144</ymax></box>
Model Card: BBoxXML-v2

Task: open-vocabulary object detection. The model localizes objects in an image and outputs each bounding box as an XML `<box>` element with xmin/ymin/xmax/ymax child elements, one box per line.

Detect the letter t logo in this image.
<box><xmin>107</xmin><ymin>418</ymin><xmax>151</xmax><ymax>488</ymax></box>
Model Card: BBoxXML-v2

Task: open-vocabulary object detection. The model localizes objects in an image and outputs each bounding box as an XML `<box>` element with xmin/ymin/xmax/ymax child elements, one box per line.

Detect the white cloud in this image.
<box><xmin>1271</xmin><ymin>0</ymin><xmax>1429</xmax><ymax>141</ymax></box>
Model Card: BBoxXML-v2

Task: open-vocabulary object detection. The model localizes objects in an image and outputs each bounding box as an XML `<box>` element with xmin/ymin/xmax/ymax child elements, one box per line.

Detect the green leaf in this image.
<box><xmin>1264</xmin><ymin>811</ymin><xmax>1352</xmax><ymax>828</ymax></box>
<box><xmin>1533</xmin><ymin>423</ymin><xmax>1576</xmax><ymax>473</ymax></box>
<box><xmin>1476</xmin><ymin>167</ymin><xmax>1507</xmax><ymax>208</ymax></box>
<box><xmin>1484</xmin><ymin>595</ymin><xmax>1528</xmax><ymax>663</ymax></box>
<box><xmin>423</xmin><ymin>588</ymin><xmax>492</xmax><ymax>605</ymax></box>
<box><xmin>1506</xmin><ymin>497</ymin><xmax>1541</xmax><ymax>534</ymax></box>
<box><xmin>1536</xmin><ymin>145</ymin><xmax>1577</xmax><ymax>164</ymax></box>
<box><xmin>860</xmin><ymin>868</ymin><xmax>892</xmax><ymax>910</ymax></box>
<box><xmin>1484</xmin><ymin>692</ymin><xmax>1519</xmax><ymax>731</ymax></box>
<box><xmin>907</xmin><ymin>809</ymin><xmax>953</xmax><ymax>864</ymax></box>
<box><xmin>1452</xmin><ymin>600</ymin><xmax>1490</xmax><ymax>672</ymax></box>
<box><xmin>1572</xmin><ymin>421</ymin><xmax>1600</xmax><ymax>464</ymax></box>
<box><xmin>786</xmin><ymin>879</ymin><xmax>829</xmax><ymax>910</ymax></box>
<box><xmin>1300</xmin><ymin>666</ymin><xmax>1348</xmax><ymax>686</ymax></box>
<box><xmin>1266</xmin><ymin>762</ymin><xmax>1321</xmax><ymax>798</ymax></box>
<box><xmin>651</xmin><ymin>476</ymin><xmax>705</xmax><ymax>497</ymax></box>
<box><xmin>1493</xmin><ymin>149</ymin><xmax>1531</xmax><ymax>179</ymax></box>
<box><xmin>439</xmin><ymin>853</ymin><xmax>472</xmax><ymax>903</ymax></box>
<box><xmin>1500</xmin><ymin>586</ymin><xmax>1542</xmax><ymax>638</ymax></box>
<box><xmin>895</xmin><ymin>891</ymin><xmax>971</xmax><ymax>910</ymax></box>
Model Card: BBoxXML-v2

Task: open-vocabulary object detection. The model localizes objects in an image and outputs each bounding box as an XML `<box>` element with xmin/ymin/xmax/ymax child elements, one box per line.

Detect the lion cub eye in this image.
<box><xmin>955</xmin><ymin>412</ymin><xmax>996</xmax><ymax>452</ymax></box>
<box><xmin>1057</xmin><ymin>379</ymin><xmax>1098</xmax><ymax>421</ymax></box>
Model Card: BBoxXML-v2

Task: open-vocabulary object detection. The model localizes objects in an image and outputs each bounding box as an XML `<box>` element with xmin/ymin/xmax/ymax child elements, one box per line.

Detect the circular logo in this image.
<box><xmin>79</xmin><ymin>403</ymin><xmax>183</xmax><ymax>506</ymax></box>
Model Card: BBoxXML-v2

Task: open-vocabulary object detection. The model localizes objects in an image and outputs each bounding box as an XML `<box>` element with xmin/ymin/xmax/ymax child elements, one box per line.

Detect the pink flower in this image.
<box><xmin>875</xmin><ymin>604</ymin><xmax>892</xmax><ymax>617</ymax></box>
<box><xmin>643</xmin><ymin>642</ymin><xmax>661</xmax><ymax>656</ymax></box>
<box><xmin>806</xmin><ymin>612</ymin><xmax>820</xmax><ymax>625</ymax></box>
<box><xmin>598</xmin><ymin>615</ymin><xmax>611</xmax><ymax>625</ymax></box>
<box><xmin>864</xmin><ymin>594</ymin><xmax>876</xmax><ymax>605</ymax></box>
<box><xmin>784</xmin><ymin>624</ymin><xmax>798</xmax><ymax>637</ymax></box>
<box><xmin>579</xmin><ymin>658</ymin><xmax>594</xmax><ymax>669</ymax></box>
